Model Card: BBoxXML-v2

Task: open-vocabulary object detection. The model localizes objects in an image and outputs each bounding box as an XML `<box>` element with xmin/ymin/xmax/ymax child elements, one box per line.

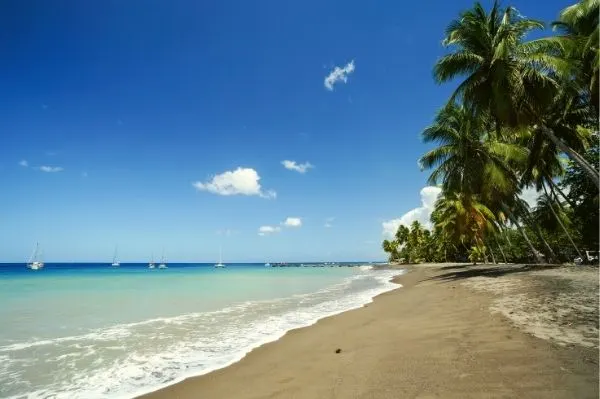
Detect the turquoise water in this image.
<box><xmin>0</xmin><ymin>263</ymin><xmax>401</xmax><ymax>398</ymax></box>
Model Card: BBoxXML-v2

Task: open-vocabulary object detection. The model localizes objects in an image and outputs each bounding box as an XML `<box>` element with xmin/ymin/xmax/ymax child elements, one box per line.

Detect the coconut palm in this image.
<box><xmin>534</xmin><ymin>191</ymin><xmax>583</xmax><ymax>259</ymax></box>
<box><xmin>420</xmin><ymin>103</ymin><xmax>527</xmax><ymax>196</ymax></box>
<box><xmin>434</xmin><ymin>1</ymin><xmax>599</xmax><ymax>187</ymax></box>
<box><xmin>433</xmin><ymin>192</ymin><xmax>496</xmax><ymax>256</ymax></box>
<box><xmin>550</xmin><ymin>0</ymin><xmax>599</xmax><ymax>115</ymax></box>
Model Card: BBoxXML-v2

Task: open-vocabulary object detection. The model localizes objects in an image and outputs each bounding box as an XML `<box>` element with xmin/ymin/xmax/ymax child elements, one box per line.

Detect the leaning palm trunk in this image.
<box><xmin>486</xmin><ymin>240</ymin><xmax>497</xmax><ymax>264</ymax></box>
<box><xmin>517</xmin><ymin>202</ymin><xmax>558</xmax><ymax>263</ymax></box>
<box><xmin>542</xmin><ymin>183</ymin><xmax>583</xmax><ymax>260</ymax></box>
<box><xmin>502</xmin><ymin>205</ymin><xmax>544</xmax><ymax>264</ymax></box>
<box><xmin>548</xmin><ymin>178</ymin><xmax>577</xmax><ymax>210</ymax></box>
<box><xmin>529</xmin><ymin>221</ymin><xmax>558</xmax><ymax>263</ymax></box>
<box><xmin>540</xmin><ymin>126</ymin><xmax>600</xmax><ymax>190</ymax></box>
<box><xmin>494</xmin><ymin>235</ymin><xmax>508</xmax><ymax>263</ymax></box>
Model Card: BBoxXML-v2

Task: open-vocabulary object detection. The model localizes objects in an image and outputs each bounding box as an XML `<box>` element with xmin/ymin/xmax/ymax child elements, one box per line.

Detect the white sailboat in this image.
<box><xmin>27</xmin><ymin>242</ymin><xmax>44</xmax><ymax>270</ymax></box>
<box><xmin>111</xmin><ymin>245</ymin><xmax>120</xmax><ymax>267</ymax></box>
<box><xmin>148</xmin><ymin>253</ymin><xmax>156</xmax><ymax>269</ymax></box>
<box><xmin>214</xmin><ymin>246</ymin><xmax>226</xmax><ymax>268</ymax></box>
<box><xmin>158</xmin><ymin>250</ymin><xmax>167</xmax><ymax>269</ymax></box>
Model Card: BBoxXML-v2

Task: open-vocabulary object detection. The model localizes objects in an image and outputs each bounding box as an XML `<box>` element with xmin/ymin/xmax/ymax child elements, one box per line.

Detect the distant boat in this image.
<box><xmin>214</xmin><ymin>246</ymin><xmax>226</xmax><ymax>268</ymax></box>
<box><xmin>264</xmin><ymin>262</ymin><xmax>271</xmax><ymax>267</ymax></box>
<box><xmin>158</xmin><ymin>250</ymin><xmax>167</xmax><ymax>269</ymax></box>
<box><xmin>148</xmin><ymin>253</ymin><xmax>155</xmax><ymax>269</ymax></box>
<box><xmin>27</xmin><ymin>242</ymin><xmax>44</xmax><ymax>270</ymax></box>
<box><xmin>111</xmin><ymin>246</ymin><xmax>120</xmax><ymax>267</ymax></box>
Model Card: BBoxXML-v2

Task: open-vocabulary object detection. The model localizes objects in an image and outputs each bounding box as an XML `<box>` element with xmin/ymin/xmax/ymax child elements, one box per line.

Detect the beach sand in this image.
<box><xmin>140</xmin><ymin>264</ymin><xmax>599</xmax><ymax>399</ymax></box>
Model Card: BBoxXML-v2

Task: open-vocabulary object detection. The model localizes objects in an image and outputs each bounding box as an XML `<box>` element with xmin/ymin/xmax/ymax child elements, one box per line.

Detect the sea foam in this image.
<box><xmin>1</xmin><ymin>267</ymin><xmax>403</xmax><ymax>399</ymax></box>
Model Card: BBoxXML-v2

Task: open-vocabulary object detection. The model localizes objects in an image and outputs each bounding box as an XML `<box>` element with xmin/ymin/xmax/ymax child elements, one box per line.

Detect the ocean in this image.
<box><xmin>0</xmin><ymin>263</ymin><xmax>402</xmax><ymax>398</ymax></box>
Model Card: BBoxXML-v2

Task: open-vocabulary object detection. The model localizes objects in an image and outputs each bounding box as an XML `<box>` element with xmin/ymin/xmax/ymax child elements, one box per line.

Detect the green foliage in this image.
<box><xmin>561</xmin><ymin>140</ymin><xmax>599</xmax><ymax>250</ymax></box>
<box><xmin>383</xmin><ymin>0</ymin><xmax>599</xmax><ymax>265</ymax></box>
<box><xmin>468</xmin><ymin>246</ymin><xmax>486</xmax><ymax>264</ymax></box>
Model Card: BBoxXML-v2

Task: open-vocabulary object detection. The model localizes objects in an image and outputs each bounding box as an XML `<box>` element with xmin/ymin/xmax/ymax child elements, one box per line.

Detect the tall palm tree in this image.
<box><xmin>551</xmin><ymin>0</ymin><xmax>599</xmax><ymax>115</ymax></box>
<box><xmin>420</xmin><ymin>103</ymin><xmax>527</xmax><ymax>196</ymax></box>
<box><xmin>434</xmin><ymin>1</ymin><xmax>599</xmax><ymax>187</ymax></box>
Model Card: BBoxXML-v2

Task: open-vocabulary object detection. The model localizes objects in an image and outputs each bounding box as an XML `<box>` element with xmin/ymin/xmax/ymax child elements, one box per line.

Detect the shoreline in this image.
<box><xmin>128</xmin><ymin>266</ymin><xmax>406</xmax><ymax>399</ymax></box>
<box><xmin>139</xmin><ymin>263</ymin><xmax>598</xmax><ymax>399</ymax></box>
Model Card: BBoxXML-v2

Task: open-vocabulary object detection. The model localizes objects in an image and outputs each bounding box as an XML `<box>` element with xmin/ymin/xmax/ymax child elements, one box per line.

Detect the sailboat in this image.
<box><xmin>111</xmin><ymin>245</ymin><xmax>120</xmax><ymax>267</ymax></box>
<box><xmin>27</xmin><ymin>242</ymin><xmax>44</xmax><ymax>270</ymax></box>
<box><xmin>148</xmin><ymin>253</ymin><xmax>156</xmax><ymax>269</ymax></box>
<box><xmin>214</xmin><ymin>246</ymin><xmax>226</xmax><ymax>268</ymax></box>
<box><xmin>158</xmin><ymin>250</ymin><xmax>168</xmax><ymax>269</ymax></box>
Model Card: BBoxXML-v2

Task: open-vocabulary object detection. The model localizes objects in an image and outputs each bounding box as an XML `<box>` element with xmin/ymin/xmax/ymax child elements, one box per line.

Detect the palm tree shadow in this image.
<box><xmin>428</xmin><ymin>264</ymin><xmax>563</xmax><ymax>282</ymax></box>
<box><xmin>439</xmin><ymin>264</ymin><xmax>470</xmax><ymax>270</ymax></box>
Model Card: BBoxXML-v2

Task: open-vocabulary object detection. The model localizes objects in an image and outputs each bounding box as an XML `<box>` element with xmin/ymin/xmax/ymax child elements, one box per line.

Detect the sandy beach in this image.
<box><xmin>140</xmin><ymin>264</ymin><xmax>599</xmax><ymax>399</ymax></box>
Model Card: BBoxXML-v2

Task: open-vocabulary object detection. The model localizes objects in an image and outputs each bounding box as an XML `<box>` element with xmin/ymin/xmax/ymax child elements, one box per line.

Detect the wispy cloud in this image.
<box><xmin>281</xmin><ymin>160</ymin><xmax>314</xmax><ymax>173</ymax></box>
<box><xmin>258</xmin><ymin>225</ymin><xmax>281</xmax><ymax>236</ymax></box>
<box><xmin>259</xmin><ymin>217</ymin><xmax>302</xmax><ymax>235</ymax></box>
<box><xmin>382</xmin><ymin>186</ymin><xmax>442</xmax><ymax>239</ymax></box>
<box><xmin>193</xmin><ymin>167</ymin><xmax>276</xmax><ymax>199</ymax></box>
<box><xmin>217</xmin><ymin>229</ymin><xmax>238</xmax><ymax>236</ymax></box>
<box><xmin>282</xmin><ymin>217</ymin><xmax>302</xmax><ymax>227</ymax></box>
<box><xmin>19</xmin><ymin>160</ymin><xmax>28</xmax><ymax>167</ymax></box>
<box><xmin>39</xmin><ymin>166</ymin><xmax>64</xmax><ymax>173</ymax></box>
<box><xmin>324</xmin><ymin>217</ymin><xmax>334</xmax><ymax>228</ymax></box>
<box><xmin>324</xmin><ymin>60</ymin><xmax>355</xmax><ymax>91</ymax></box>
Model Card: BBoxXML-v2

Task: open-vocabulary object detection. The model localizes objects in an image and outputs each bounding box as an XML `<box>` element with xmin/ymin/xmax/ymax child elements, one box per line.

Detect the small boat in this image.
<box><xmin>264</xmin><ymin>262</ymin><xmax>271</xmax><ymax>267</ymax></box>
<box><xmin>215</xmin><ymin>246</ymin><xmax>226</xmax><ymax>268</ymax></box>
<box><xmin>111</xmin><ymin>245</ymin><xmax>120</xmax><ymax>267</ymax></box>
<box><xmin>158</xmin><ymin>250</ymin><xmax>168</xmax><ymax>269</ymax></box>
<box><xmin>27</xmin><ymin>242</ymin><xmax>44</xmax><ymax>270</ymax></box>
<box><xmin>148</xmin><ymin>254</ymin><xmax>156</xmax><ymax>269</ymax></box>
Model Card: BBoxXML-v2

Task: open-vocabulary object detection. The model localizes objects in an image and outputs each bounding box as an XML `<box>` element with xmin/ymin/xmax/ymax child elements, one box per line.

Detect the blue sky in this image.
<box><xmin>1</xmin><ymin>0</ymin><xmax>568</xmax><ymax>262</ymax></box>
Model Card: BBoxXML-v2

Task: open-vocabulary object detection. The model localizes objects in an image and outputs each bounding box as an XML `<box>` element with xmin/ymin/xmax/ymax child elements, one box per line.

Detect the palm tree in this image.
<box><xmin>382</xmin><ymin>239</ymin><xmax>399</xmax><ymax>261</ymax></box>
<box><xmin>420</xmin><ymin>102</ymin><xmax>545</xmax><ymax>262</ymax></box>
<box><xmin>434</xmin><ymin>1</ymin><xmax>599</xmax><ymax>188</ymax></box>
<box><xmin>538</xmin><ymin>185</ymin><xmax>583</xmax><ymax>259</ymax></box>
<box><xmin>433</xmin><ymin>192</ymin><xmax>496</xmax><ymax>257</ymax></box>
<box><xmin>420</xmin><ymin>103</ymin><xmax>527</xmax><ymax>196</ymax></box>
<box><xmin>550</xmin><ymin>0</ymin><xmax>599</xmax><ymax>116</ymax></box>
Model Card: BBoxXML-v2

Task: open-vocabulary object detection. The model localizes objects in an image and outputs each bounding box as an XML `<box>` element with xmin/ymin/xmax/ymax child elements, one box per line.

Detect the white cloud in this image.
<box><xmin>281</xmin><ymin>160</ymin><xmax>314</xmax><ymax>173</ymax></box>
<box><xmin>19</xmin><ymin>160</ymin><xmax>28</xmax><ymax>167</ymax></box>
<box><xmin>324</xmin><ymin>60</ymin><xmax>355</xmax><ymax>91</ymax></box>
<box><xmin>282</xmin><ymin>217</ymin><xmax>302</xmax><ymax>227</ymax></box>
<box><xmin>381</xmin><ymin>186</ymin><xmax>442</xmax><ymax>239</ymax></box>
<box><xmin>258</xmin><ymin>225</ymin><xmax>281</xmax><ymax>236</ymax></box>
<box><xmin>39</xmin><ymin>166</ymin><xmax>64</xmax><ymax>173</ymax></box>
<box><xmin>519</xmin><ymin>186</ymin><xmax>541</xmax><ymax>208</ymax></box>
<box><xmin>324</xmin><ymin>217</ymin><xmax>334</xmax><ymax>228</ymax></box>
<box><xmin>193</xmin><ymin>167</ymin><xmax>276</xmax><ymax>199</ymax></box>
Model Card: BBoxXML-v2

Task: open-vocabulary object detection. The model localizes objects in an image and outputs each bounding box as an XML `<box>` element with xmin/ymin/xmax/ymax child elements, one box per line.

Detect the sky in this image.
<box><xmin>0</xmin><ymin>0</ymin><xmax>568</xmax><ymax>262</ymax></box>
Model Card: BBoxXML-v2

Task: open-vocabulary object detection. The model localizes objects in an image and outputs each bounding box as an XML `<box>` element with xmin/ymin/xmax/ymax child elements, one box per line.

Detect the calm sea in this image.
<box><xmin>0</xmin><ymin>263</ymin><xmax>402</xmax><ymax>398</ymax></box>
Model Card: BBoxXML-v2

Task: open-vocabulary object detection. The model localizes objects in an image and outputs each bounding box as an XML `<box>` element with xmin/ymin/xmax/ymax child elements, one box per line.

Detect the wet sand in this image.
<box><xmin>140</xmin><ymin>264</ymin><xmax>598</xmax><ymax>399</ymax></box>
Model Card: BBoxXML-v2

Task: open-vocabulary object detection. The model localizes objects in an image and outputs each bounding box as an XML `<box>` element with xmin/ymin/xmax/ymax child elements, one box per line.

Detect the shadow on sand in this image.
<box><xmin>427</xmin><ymin>264</ymin><xmax>563</xmax><ymax>283</ymax></box>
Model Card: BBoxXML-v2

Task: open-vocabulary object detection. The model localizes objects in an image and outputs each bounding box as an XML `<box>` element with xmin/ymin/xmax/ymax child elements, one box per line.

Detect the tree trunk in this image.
<box><xmin>503</xmin><ymin>205</ymin><xmax>544</xmax><ymax>264</ymax></box>
<box><xmin>543</xmin><ymin>183</ymin><xmax>583</xmax><ymax>260</ymax></box>
<box><xmin>494</xmin><ymin>235</ymin><xmax>508</xmax><ymax>263</ymax></box>
<box><xmin>540</xmin><ymin>125</ymin><xmax>599</xmax><ymax>190</ymax></box>
<box><xmin>548</xmin><ymin>178</ymin><xmax>577</xmax><ymax>209</ymax></box>
<box><xmin>517</xmin><ymin>201</ymin><xmax>558</xmax><ymax>263</ymax></box>
<box><xmin>487</xmin><ymin>240</ymin><xmax>497</xmax><ymax>264</ymax></box>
